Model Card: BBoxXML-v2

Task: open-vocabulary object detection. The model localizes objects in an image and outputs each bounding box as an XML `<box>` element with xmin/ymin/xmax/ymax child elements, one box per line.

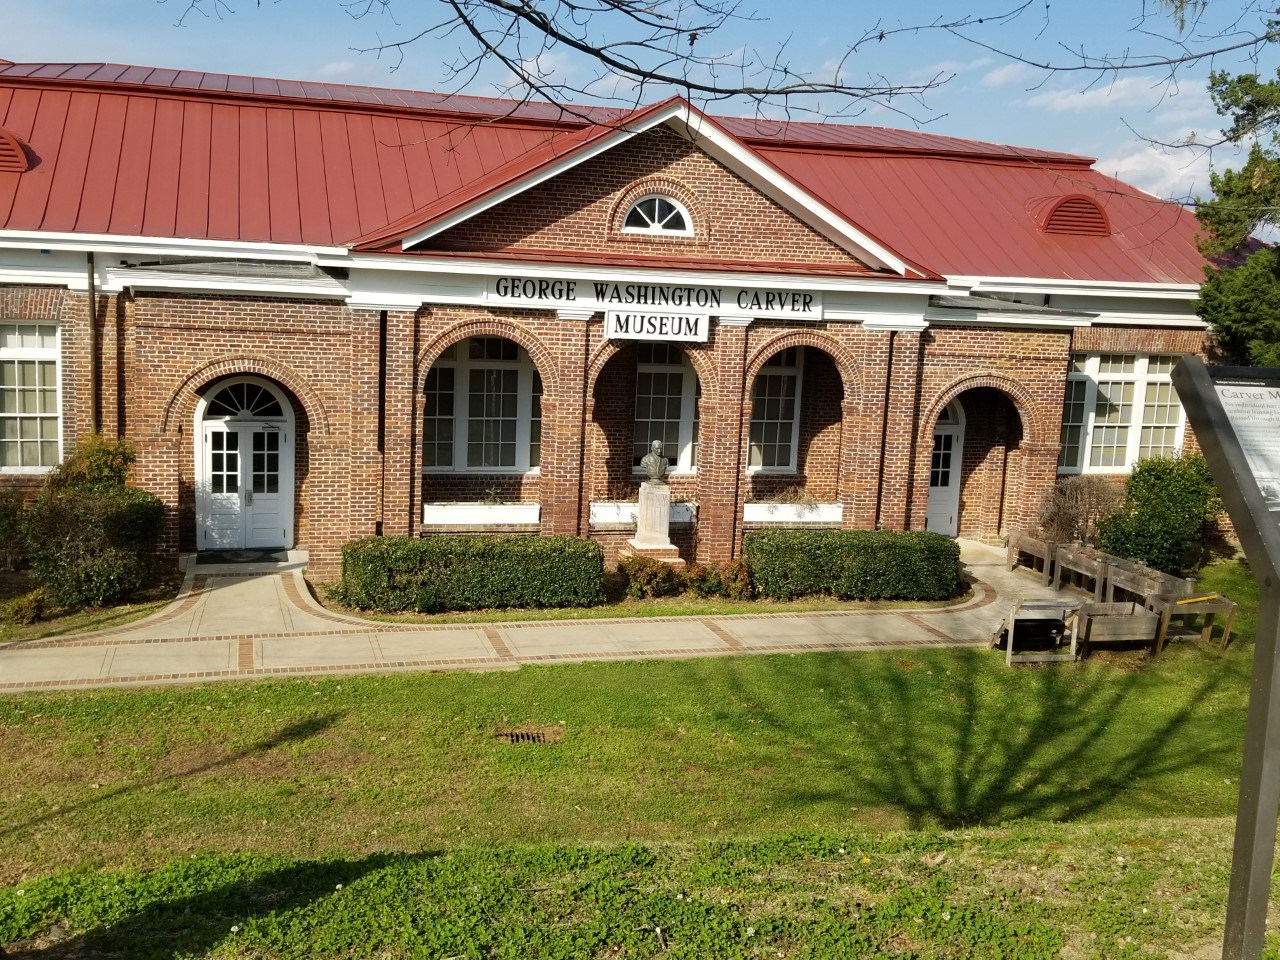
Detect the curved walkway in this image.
<box><xmin>0</xmin><ymin>541</ymin><xmax>1062</xmax><ymax>692</ymax></box>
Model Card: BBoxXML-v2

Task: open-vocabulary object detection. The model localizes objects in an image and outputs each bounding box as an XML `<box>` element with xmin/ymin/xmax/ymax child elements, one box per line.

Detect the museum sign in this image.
<box><xmin>486</xmin><ymin>275</ymin><xmax>822</xmax><ymax>339</ymax></box>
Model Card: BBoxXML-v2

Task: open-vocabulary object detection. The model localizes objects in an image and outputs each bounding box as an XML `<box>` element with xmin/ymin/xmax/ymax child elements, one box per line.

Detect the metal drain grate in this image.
<box><xmin>495</xmin><ymin>726</ymin><xmax>564</xmax><ymax>745</ymax></box>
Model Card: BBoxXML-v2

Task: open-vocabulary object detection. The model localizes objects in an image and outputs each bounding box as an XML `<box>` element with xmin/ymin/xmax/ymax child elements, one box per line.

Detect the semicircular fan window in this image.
<box><xmin>623</xmin><ymin>195</ymin><xmax>692</xmax><ymax>235</ymax></box>
<box><xmin>204</xmin><ymin>382</ymin><xmax>284</xmax><ymax>419</ymax></box>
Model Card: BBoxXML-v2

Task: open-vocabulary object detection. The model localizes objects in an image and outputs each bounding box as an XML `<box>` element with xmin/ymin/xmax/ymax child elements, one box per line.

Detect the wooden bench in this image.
<box><xmin>1077</xmin><ymin>601</ymin><xmax>1161</xmax><ymax>654</ymax></box>
<box><xmin>1006</xmin><ymin>529</ymin><xmax>1058</xmax><ymax>586</ymax></box>
<box><xmin>1150</xmin><ymin>594</ymin><xmax>1239</xmax><ymax>653</ymax></box>
<box><xmin>1104</xmin><ymin>556</ymin><xmax>1196</xmax><ymax>607</ymax></box>
<box><xmin>995</xmin><ymin>600</ymin><xmax>1080</xmax><ymax>666</ymax></box>
<box><xmin>1053</xmin><ymin>544</ymin><xmax>1110</xmax><ymax>601</ymax></box>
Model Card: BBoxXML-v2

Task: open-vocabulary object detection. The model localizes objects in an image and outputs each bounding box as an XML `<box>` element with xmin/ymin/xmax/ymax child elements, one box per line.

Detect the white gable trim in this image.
<box><xmin>400</xmin><ymin>102</ymin><xmax>686</xmax><ymax>251</ymax></box>
<box><xmin>674</xmin><ymin>110</ymin><xmax>907</xmax><ymax>275</ymax></box>
<box><xmin>399</xmin><ymin>102</ymin><xmax>911</xmax><ymax>276</ymax></box>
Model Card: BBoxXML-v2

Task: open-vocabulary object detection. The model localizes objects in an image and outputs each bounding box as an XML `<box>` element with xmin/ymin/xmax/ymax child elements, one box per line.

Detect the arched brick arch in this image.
<box><xmin>585</xmin><ymin>337</ymin><xmax>720</xmax><ymax>402</ymax></box>
<box><xmin>744</xmin><ymin>330</ymin><xmax>863</xmax><ymax>406</ymax></box>
<box><xmin>159</xmin><ymin>355</ymin><xmax>331</xmax><ymax>436</ymax></box>
<box><xmin>418</xmin><ymin>319</ymin><xmax>560</xmax><ymax>397</ymax></box>
<box><xmin>922</xmin><ymin>373</ymin><xmax>1044</xmax><ymax>446</ymax></box>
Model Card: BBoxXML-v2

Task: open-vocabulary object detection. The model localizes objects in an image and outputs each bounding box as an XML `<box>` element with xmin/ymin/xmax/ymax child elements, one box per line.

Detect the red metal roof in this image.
<box><xmin>0</xmin><ymin>59</ymin><xmax>1208</xmax><ymax>285</ymax></box>
<box><xmin>755</xmin><ymin>146</ymin><xmax>1206</xmax><ymax>283</ymax></box>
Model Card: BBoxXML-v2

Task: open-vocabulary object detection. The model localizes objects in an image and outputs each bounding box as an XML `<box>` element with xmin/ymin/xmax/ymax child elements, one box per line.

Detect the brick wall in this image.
<box><xmin>427</xmin><ymin>127</ymin><xmax>869</xmax><ymax>269</ymax></box>
<box><xmin>3</xmin><ymin>278</ymin><xmax>1216</xmax><ymax>573</ymax></box>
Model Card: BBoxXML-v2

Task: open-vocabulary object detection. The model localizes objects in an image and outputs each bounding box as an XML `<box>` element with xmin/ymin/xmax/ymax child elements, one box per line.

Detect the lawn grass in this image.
<box><xmin>0</xmin><ymin>558</ymin><xmax>1264</xmax><ymax>957</ymax></box>
<box><xmin>0</xmin><ymin>819</ymin><xmax>1249</xmax><ymax>958</ymax></box>
<box><xmin>0</xmin><ymin>570</ymin><xmax>178</xmax><ymax>645</ymax></box>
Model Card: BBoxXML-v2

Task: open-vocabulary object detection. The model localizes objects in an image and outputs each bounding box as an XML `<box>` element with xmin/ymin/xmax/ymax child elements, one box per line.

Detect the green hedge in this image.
<box><xmin>743</xmin><ymin>529</ymin><xmax>962</xmax><ymax>601</ymax></box>
<box><xmin>23</xmin><ymin>486</ymin><xmax>165</xmax><ymax>606</ymax></box>
<box><xmin>338</xmin><ymin>535</ymin><xmax>606</xmax><ymax>612</ymax></box>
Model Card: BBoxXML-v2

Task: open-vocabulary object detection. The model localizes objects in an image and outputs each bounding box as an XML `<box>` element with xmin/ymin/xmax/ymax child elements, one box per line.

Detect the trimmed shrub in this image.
<box><xmin>338</xmin><ymin>535</ymin><xmax>606</xmax><ymax>612</ymax></box>
<box><xmin>744</xmin><ymin>529</ymin><xmax>961</xmax><ymax>601</ymax></box>
<box><xmin>0</xmin><ymin>491</ymin><xmax>24</xmax><ymax>571</ymax></box>
<box><xmin>1098</xmin><ymin>454</ymin><xmax>1220</xmax><ymax>575</ymax></box>
<box><xmin>1</xmin><ymin>588</ymin><xmax>46</xmax><ymax>625</ymax></box>
<box><xmin>682</xmin><ymin>562</ymin><xmax>724</xmax><ymax>598</ymax></box>
<box><xmin>44</xmin><ymin>434</ymin><xmax>136</xmax><ymax>493</ymax></box>
<box><xmin>720</xmin><ymin>559</ymin><xmax>753</xmax><ymax>600</ymax></box>
<box><xmin>618</xmin><ymin>555</ymin><xmax>681</xmax><ymax>599</ymax></box>
<box><xmin>23</xmin><ymin>487</ymin><xmax>165</xmax><ymax>606</ymax></box>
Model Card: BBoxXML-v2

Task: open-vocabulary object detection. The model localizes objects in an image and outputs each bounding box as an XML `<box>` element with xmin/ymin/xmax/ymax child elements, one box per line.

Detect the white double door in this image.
<box><xmin>200</xmin><ymin>422</ymin><xmax>293</xmax><ymax>550</ymax></box>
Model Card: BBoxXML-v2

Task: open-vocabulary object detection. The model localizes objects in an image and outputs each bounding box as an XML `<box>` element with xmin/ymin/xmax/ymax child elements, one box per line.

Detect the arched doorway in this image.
<box><xmin>194</xmin><ymin>376</ymin><xmax>295</xmax><ymax>550</ymax></box>
<box><xmin>925</xmin><ymin>400</ymin><xmax>966</xmax><ymax>536</ymax></box>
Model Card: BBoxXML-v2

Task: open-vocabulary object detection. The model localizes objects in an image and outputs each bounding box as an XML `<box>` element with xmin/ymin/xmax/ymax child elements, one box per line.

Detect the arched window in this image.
<box><xmin>622</xmin><ymin>195</ymin><xmax>693</xmax><ymax>236</ymax></box>
<box><xmin>423</xmin><ymin>338</ymin><xmax>543</xmax><ymax>473</ymax></box>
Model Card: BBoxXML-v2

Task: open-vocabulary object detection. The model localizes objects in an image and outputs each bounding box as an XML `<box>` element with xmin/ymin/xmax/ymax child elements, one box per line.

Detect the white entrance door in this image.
<box><xmin>196</xmin><ymin>378</ymin><xmax>294</xmax><ymax>552</ymax></box>
<box><xmin>925</xmin><ymin>402</ymin><xmax>965</xmax><ymax>537</ymax></box>
<box><xmin>200</xmin><ymin>423</ymin><xmax>292</xmax><ymax>549</ymax></box>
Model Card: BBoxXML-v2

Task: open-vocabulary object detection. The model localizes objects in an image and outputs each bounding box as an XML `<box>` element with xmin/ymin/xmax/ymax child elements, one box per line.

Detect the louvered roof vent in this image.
<box><xmin>0</xmin><ymin>127</ymin><xmax>30</xmax><ymax>173</ymax></box>
<box><xmin>1028</xmin><ymin>194</ymin><xmax>1110</xmax><ymax>237</ymax></box>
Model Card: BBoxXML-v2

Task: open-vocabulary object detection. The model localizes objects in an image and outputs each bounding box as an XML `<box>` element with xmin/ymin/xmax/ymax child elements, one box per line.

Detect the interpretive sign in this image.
<box><xmin>1172</xmin><ymin>358</ymin><xmax>1280</xmax><ymax>960</ymax></box>
<box><xmin>1213</xmin><ymin>383</ymin><xmax>1280</xmax><ymax>516</ymax></box>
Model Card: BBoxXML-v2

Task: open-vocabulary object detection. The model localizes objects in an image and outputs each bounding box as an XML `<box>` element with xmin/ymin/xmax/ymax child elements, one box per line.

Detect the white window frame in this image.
<box><xmin>621</xmin><ymin>194</ymin><xmax>694</xmax><ymax>237</ymax></box>
<box><xmin>0</xmin><ymin>321</ymin><xmax>62</xmax><ymax>473</ymax></box>
<box><xmin>632</xmin><ymin>345</ymin><xmax>699</xmax><ymax>475</ymax></box>
<box><xmin>747</xmin><ymin>347</ymin><xmax>806</xmax><ymax>473</ymax></box>
<box><xmin>421</xmin><ymin>338</ymin><xmax>542</xmax><ymax>476</ymax></box>
<box><xmin>1058</xmin><ymin>352</ymin><xmax>1188</xmax><ymax>475</ymax></box>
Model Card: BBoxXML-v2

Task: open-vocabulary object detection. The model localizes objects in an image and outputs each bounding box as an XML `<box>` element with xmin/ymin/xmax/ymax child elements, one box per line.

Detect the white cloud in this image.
<box><xmin>906</xmin><ymin>56</ymin><xmax>993</xmax><ymax>83</ymax></box>
<box><xmin>1025</xmin><ymin>74</ymin><xmax>1186</xmax><ymax>113</ymax></box>
<box><xmin>1096</xmin><ymin>139</ymin><xmax>1217</xmax><ymax>201</ymax></box>
<box><xmin>319</xmin><ymin>60</ymin><xmax>357</xmax><ymax>77</ymax></box>
<box><xmin>980</xmin><ymin>63</ymin><xmax>1034</xmax><ymax>88</ymax></box>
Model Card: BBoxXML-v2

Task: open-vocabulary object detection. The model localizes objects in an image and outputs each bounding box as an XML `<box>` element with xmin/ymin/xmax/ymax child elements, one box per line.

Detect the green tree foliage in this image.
<box><xmin>1197</xmin><ymin>241</ymin><xmax>1280</xmax><ymax>365</ymax></box>
<box><xmin>1194</xmin><ymin>65</ymin><xmax>1280</xmax><ymax>362</ymax></box>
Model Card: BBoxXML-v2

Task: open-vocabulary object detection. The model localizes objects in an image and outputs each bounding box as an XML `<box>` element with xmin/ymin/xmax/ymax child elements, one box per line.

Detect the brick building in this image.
<box><xmin>0</xmin><ymin>60</ymin><xmax>1211</xmax><ymax>574</ymax></box>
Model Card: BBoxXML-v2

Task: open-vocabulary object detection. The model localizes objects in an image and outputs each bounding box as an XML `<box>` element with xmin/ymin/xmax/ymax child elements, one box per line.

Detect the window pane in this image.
<box><xmin>634</xmin><ymin>367</ymin><xmax>686</xmax><ymax>465</ymax></box>
<box><xmin>422</xmin><ymin>365</ymin><xmax>456</xmax><ymax>468</ymax></box>
<box><xmin>465</xmin><ymin>359</ymin><xmax>519</xmax><ymax>468</ymax></box>
<box><xmin>748</xmin><ymin>371</ymin><xmax>799</xmax><ymax>469</ymax></box>
<box><xmin>1139</xmin><ymin>381</ymin><xmax>1183</xmax><ymax>459</ymax></box>
<box><xmin>1058</xmin><ymin>379</ymin><xmax>1088</xmax><ymax>469</ymax></box>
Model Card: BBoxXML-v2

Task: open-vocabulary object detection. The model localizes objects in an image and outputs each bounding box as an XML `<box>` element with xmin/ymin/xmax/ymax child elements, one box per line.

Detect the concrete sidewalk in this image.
<box><xmin>0</xmin><ymin>541</ymin><xmax>1063</xmax><ymax>692</ymax></box>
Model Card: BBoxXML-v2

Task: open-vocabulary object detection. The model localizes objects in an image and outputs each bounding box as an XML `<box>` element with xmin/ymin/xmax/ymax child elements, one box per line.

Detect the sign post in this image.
<box><xmin>1172</xmin><ymin>357</ymin><xmax>1280</xmax><ymax>959</ymax></box>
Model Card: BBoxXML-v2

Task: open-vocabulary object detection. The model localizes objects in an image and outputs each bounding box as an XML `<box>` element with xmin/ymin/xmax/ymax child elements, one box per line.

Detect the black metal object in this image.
<box><xmin>1172</xmin><ymin>357</ymin><xmax>1280</xmax><ymax>960</ymax></box>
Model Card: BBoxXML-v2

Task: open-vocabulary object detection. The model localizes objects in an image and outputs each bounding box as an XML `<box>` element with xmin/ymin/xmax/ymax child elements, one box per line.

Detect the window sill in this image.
<box><xmin>0</xmin><ymin>465</ymin><xmax>56</xmax><ymax>475</ymax></box>
<box><xmin>746</xmin><ymin>467</ymin><xmax>799</xmax><ymax>476</ymax></box>
<box><xmin>422</xmin><ymin>469</ymin><xmax>541</xmax><ymax>477</ymax></box>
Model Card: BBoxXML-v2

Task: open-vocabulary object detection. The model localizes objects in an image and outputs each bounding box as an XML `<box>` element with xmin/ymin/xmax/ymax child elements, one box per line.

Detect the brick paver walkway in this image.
<box><xmin>0</xmin><ymin>541</ymin><xmax>1064</xmax><ymax>692</ymax></box>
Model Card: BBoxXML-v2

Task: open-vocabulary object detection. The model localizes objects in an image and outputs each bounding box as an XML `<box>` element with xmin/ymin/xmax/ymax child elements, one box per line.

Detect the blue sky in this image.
<box><xmin>3</xmin><ymin>0</ymin><xmax>1273</xmax><ymax>201</ymax></box>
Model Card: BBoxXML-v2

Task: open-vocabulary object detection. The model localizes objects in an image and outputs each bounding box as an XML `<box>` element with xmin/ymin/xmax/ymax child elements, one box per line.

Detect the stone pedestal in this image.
<box><xmin>622</xmin><ymin>481</ymin><xmax>685</xmax><ymax>567</ymax></box>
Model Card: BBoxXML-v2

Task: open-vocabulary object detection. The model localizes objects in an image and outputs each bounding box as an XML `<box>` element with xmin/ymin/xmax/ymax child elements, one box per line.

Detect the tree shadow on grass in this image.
<box><xmin>5</xmin><ymin>851</ymin><xmax>434</xmax><ymax>960</ymax></box>
<box><xmin>0</xmin><ymin>713</ymin><xmax>343</xmax><ymax>840</ymax></box>
<box><xmin>714</xmin><ymin>648</ymin><xmax>1237</xmax><ymax>828</ymax></box>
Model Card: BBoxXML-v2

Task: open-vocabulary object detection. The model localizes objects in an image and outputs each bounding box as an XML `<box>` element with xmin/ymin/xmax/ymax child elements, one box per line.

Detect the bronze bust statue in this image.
<box><xmin>640</xmin><ymin>439</ymin><xmax>669</xmax><ymax>483</ymax></box>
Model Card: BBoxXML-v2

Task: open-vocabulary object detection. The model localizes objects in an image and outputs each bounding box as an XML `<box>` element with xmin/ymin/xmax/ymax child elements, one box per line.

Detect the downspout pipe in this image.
<box><xmin>86</xmin><ymin>252</ymin><xmax>100</xmax><ymax>434</ymax></box>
